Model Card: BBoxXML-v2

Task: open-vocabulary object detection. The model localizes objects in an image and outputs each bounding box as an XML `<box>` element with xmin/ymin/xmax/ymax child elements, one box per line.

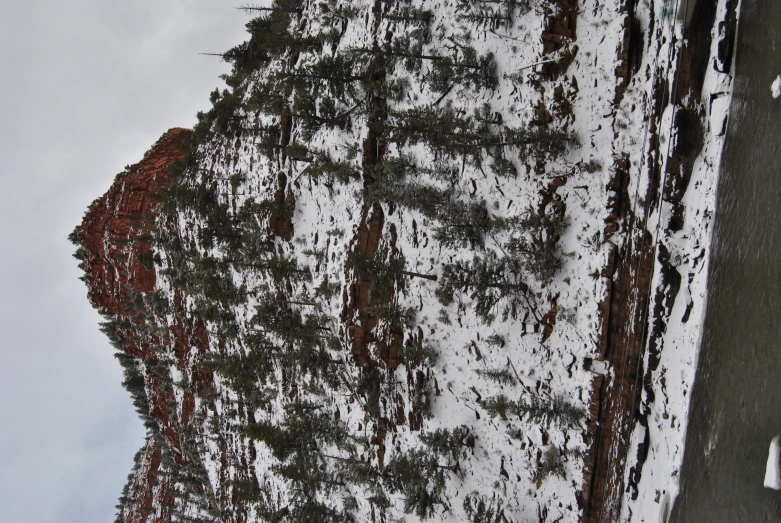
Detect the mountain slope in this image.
<box><xmin>70</xmin><ymin>0</ymin><xmax>737</xmax><ymax>521</ymax></box>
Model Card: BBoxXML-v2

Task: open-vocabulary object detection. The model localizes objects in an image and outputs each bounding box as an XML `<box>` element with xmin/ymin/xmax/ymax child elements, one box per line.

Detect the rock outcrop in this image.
<box><xmin>73</xmin><ymin>129</ymin><xmax>191</xmax><ymax>523</ymax></box>
<box><xmin>74</xmin><ymin>128</ymin><xmax>189</xmax><ymax>318</ymax></box>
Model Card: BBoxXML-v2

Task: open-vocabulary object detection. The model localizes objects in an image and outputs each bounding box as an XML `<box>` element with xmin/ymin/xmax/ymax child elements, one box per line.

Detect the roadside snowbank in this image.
<box><xmin>764</xmin><ymin>435</ymin><xmax>781</xmax><ymax>490</ymax></box>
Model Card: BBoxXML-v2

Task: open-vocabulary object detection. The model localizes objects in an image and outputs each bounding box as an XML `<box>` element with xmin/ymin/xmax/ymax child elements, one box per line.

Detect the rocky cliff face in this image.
<box><xmin>73</xmin><ymin>128</ymin><xmax>191</xmax><ymax>523</ymax></box>
<box><xmin>75</xmin><ymin>128</ymin><xmax>188</xmax><ymax>319</ymax></box>
<box><xmin>117</xmin><ymin>434</ymin><xmax>172</xmax><ymax>523</ymax></box>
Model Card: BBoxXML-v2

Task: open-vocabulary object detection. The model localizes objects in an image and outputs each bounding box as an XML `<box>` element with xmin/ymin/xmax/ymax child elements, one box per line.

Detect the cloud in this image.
<box><xmin>0</xmin><ymin>1</ymin><xmax>247</xmax><ymax>521</ymax></box>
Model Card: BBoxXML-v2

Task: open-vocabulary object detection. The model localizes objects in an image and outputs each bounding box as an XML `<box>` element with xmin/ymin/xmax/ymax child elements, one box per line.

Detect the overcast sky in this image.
<box><xmin>0</xmin><ymin>2</ymin><xmax>248</xmax><ymax>521</ymax></box>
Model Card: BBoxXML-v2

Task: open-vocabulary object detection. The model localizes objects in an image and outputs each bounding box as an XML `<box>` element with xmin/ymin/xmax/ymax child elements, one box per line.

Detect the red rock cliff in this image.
<box><xmin>73</xmin><ymin>128</ymin><xmax>191</xmax><ymax>523</ymax></box>
<box><xmin>74</xmin><ymin>128</ymin><xmax>190</xmax><ymax>317</ymax></box>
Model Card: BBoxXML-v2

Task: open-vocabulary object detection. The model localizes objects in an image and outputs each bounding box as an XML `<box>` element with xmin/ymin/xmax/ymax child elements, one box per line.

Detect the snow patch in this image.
<box><xmin>771</xmin><ymin>75</ymin><xmax>781</xmax><ymax>99</ymax></box>
<box><xmin>710</xmin><ymin>95</ymin><xmax>730</xmax><ymax>136</ymax></box>
<box><xmin>764</xmin><ymin>435</ymin><xmax>781</xmax><ymax>490</ymax></box>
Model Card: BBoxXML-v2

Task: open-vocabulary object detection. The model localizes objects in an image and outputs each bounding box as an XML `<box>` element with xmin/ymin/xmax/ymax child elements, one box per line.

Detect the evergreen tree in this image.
<box><xmin>437</xmin><ymin>251</ymin><xmax>540</xmax><ymax>324</ymax></box>
<box><xmin>385</xmin><ymin>6</ymin><xmax>434</xmax><ymax>26</ymax></box>
<box><xmin>250</xmin><ymin>293</ymin><xmax>346</xmax><ymax>380</ymax></box>
<box><xmin>429</xmin><ymin>48</ymin><xmax>498</xmax><ymax>93</ymax></box>
<box><xmin>399</xmin><ymin>340</ymin><xmax>439</xmax><ymax>367</ymax></box>
<box><xmin>249</xmin><ymin>407</ymin><xmax>351</xmax><ymax>462</ymax></box>
<box><xmin>386</xmin><ymin>106</ymin><xmax>470</xmax><ymax>153</ymax></box>
<box><xmin>457</xmin><ymin>7</ymin><xmax>512</xmax><ymax>29</ymax></box>
<box><xmin>317</xmin><ymin>0</ymin><xmax>361</xmax><ymax>25</ymax></box>
<box><xmin>224</xmin><ymin>14</ymin><xmax>331</xmax><ymax>75</ymax></box>
<box><xmin>481</xmin><ymin>394</ymin><xmax>585</xmax><ymax>428</ymax></box>
<box><xmin>504</xmin><ymin>126</ymin><xmax>573</xmax><ymax>159</ymax></box>
<box><xmin>504</xmin><ymin>208</ymin><xmax>568</xmax><ymax>281</ymax></box>
<box><xmin>288</xmin><ymin>497</ymin><xmax>353</xmax><ymax>523</ymax></box>
<box><xmin>274</xmin><ymin>451</ymin><xmax>344</xmax><ymax>494</ymax></box>
<box><xmin>279</xmin><ymin>53</ymin><xmax>367</xmax><ymax>97</ymax></box>
<box><xmin>304</xmin><ymin>155</ymin><xmax>360</xmax><ymax>185</ymax></box>
<box><xmin>420</xmin><ymin>427</ymin><xmax>475</xmax><ymax>466</ymax></box>
<box><xmin>476</xmin><ymin>365</ymin><xmax>517</xmax><ymax>386</ymax></box>
<box><xmin>384</xmin><ymin>448</ymin><xmax>451</xmax><ymax>519</ymax></box>
<box><xmin>513</xmin><ymin>394</ymin><xmax>585</xmax><ymax>429</ymax></box>
<box><xmin>364</xmin><ymin>154</ymin><xmax>417</xmax><ymax>184</ymax></box>
<box><xmin>237</xmin><ymin>0</ymin><xmax>303</xmax><ymax>16</ymax></box>
<box><xmin>348</xmin><ymin>246</ymin><xmax>403</xmax><ymax>303</ymax></box>
<box><xmin>433</xmin><ymin>200</ymin><xmax>502</xmax><ymax>249</ymax></box>
<box><xmin>371</xmin><ymin>180</ymin><xmax>452</xmax><ymax>219</ymax></box>
<box><xmin>292</xmin><ymin>91</ymin><xmax>363</xmax><ymax>140</ymax></box>
<box><xmin>365</xmin><ymin>302</ymin><xmax>417</xmax><ymax>329</ymax></box>
<box><xmin>462</xmin><ymin>492</ymin><xmax>508</xmax><ymax>523</ymax></box>
<box><xmin>349</xmin><ymin>35</ymin><xmax>439</xmax><ymax>73</ymax></box>
<box><xmin>480</xmin><ymin>394</ymin><xmax>512</xmax><ymax>420</ymax></box>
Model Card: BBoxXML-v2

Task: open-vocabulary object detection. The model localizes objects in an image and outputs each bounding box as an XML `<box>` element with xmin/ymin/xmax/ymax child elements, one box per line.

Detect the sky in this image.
<box><xmin>0</xmin><ymin>2</ymin><xmax>248</xmax><ymax>521</ymax></box>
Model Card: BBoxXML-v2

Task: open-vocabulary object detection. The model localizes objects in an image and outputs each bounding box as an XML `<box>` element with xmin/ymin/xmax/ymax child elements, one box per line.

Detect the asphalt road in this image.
<box><xmin>670</xmin><ymin>1</ymin><xmax>781</xmax><ymax>521</ymax></box>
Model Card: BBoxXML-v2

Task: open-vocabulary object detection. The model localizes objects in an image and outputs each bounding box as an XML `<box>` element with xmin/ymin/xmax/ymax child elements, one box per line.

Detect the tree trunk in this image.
<box><xmin>401</xmin><ymin>270</ymin><xmax>438</xmax><ymax>281</ymax></box>
<box><xmin>358</xmin><ymin>47</ymin><xmax>442</xmax><ymax>61</ymax></box>
<box><xmin>284</xmin><ymin>72</ymin><xmax>365</xmax><ymax>83</ymax></box>
<box><xmin>285</xmin><ymin>300</ymin><xmax>321</xmax><ymax>308</ymax></box>
<box><xmin>237</xmin><ymin>6</ymin><xmax>302</xmax><ymax>14</ymax></box>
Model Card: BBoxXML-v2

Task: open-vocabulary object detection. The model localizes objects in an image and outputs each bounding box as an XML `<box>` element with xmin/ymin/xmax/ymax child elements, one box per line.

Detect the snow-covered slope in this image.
<box><xmin>70</xmin><ymin>0</ymin><xmax>739</xmax><ymax>521</ymax></box>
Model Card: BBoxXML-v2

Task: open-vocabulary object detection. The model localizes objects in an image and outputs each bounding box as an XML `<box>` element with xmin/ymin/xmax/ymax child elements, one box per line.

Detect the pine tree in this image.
<box><xmin>481</xmin><ymin>394</ymin><xmax>585</xmax><ymax>428</ymax></box>
<box><xmin>384</xmin><ymin>448</ymin><xmax>450</xmax><ymax>518</ymax></box>
<box><xmin>371</xmin><ymin>180</ymin><xmax>452</xmax><ymax>219</ymax></box>
<box><xmin>349</xmin><ymin>33</ymin><xmax>440</xmax><ymax>73</ymax></box>
<box><xmin>385</xmin><ymin>6</ymin><xmax>434</xmax><ymax>26</ymax></box>
<box><xmin>317</xmin><ymin>0</ymin><xmax>361</xmax><ymax>25</ymax></box>
<box><xmin>251</xmin><ymin>294</ymin><xmax>335</xmax><ymax>373</ymax></box>
<box><xmin>512</xmin><ymin>394</ymin><xmax>585</xmax><ymax>429</ymax></box>
<box><xmin>288</xmin><ymin>497</ymin><xmax>352</xmax><ymax>523</ymax></box>
<box><xmin>433</xmin><ymin>200</ymin><xmax>502</xmax><ymax>249</ymax></box>
<box><xmin>237</xmin><ymin>0</ymin><xmax>303</xmax><ymax>16</ymax></box>
<box><xmin>247</xmin><ymin>81</ymin><xmax>287</xmax><ymax>115</ymax></box>
<box><xmin>364</xmin><ymin>154</ymin><xmax>416</xmax><ymax>184</ymax></box>
<box><xmin>429</xmin><ymin>48</ymin><xmax>498</xmax><ymax>93</ymax></box>
<box><xmin>292</xmin><ymin>92</ymin><xmax>364</xmax><ymax>140</ymax></box>
<box><xmin>457</xmin><ymin>7</ymin><xmax>512</xmax><ymax>29</ymax></box>
<box><xmin>274</xmin><ymin>451</ymin><xmax>345</xmax><ymax>496</ymax></box>
<box><xmin>365</xmin><ymin>302</ymin><xmax>417</xmax><ymax>329</ymax></box>
<box><xmin>387</xmin><ymin>106</ymin><xmax>469</xmax><ymax>151</ymax></box>
<box><xmin>504</xmin><ymin>208</ymin><xmax>568</xmax><ymax>281</ymax></box>
<box><xmin>481</xmin><ymin>394</ymin><xmax>512</xmax><ymax>420</ymax></box>
<box><xmin>279</xmin><ymin>54</ymin><xmax>367</xmax><ymax>96</ymax></box>
<box><xmin>420</xmin><ymin>427</ymin><xmax>475</xmax><ymax>465</ymax></box>
<box><xmin>462</xmin><ymin>492</ymin><xmax>508</xmax><ymax>523</ymax></box>
<box><xmin>437</xmin><ymin>251</ymin><xmax>541</xmax><ymax>324</ymax></box>
<box><xmin>399</xmin><ymin>340</ymin><xmax>439</xmax><ymax>367</ymax></box>
<box><xmin>476</xmin><ymin>365</ymin><xmax>517</xmax><ymax>386</ymax></box>
<box><xmin>505</xmin><ymin>126</ymin><xmax>573</xmax><ymax>158</ymax></box>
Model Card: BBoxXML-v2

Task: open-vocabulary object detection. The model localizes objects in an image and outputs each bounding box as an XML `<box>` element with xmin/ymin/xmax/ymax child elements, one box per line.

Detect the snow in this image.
<box><xmin>764</xmin><ymin>435</ymin><xmax>781</xmax><ymax>490</ymax></box>
<box><xmin>710</xmin><ymin>95</ymin><xmax>730</xmax><ymax>136</ymax></box>
<box><xmin>771</xmin><ymin>75</ymin><xmax>781</xmax><ymax>99</ymax></box>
